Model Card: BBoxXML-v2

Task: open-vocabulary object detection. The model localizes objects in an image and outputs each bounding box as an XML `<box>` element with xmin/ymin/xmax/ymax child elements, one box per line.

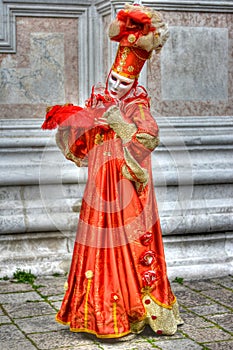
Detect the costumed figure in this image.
<box><xmin>42</xmin><ymin>2</ymin><xmax>183</xmax><ymax>340</ymax></box>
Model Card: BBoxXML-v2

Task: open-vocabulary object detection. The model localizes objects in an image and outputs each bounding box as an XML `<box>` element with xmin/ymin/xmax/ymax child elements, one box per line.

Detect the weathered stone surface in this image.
<box><xmin>3</xmin><ymin>301</ymin><xmax>54</xmax><ymax>319</ymax></box>
<box><xmin>183</xmin><ymin>279</ymin><xmax>221</xmax><ymax>292</ymax></box>
<box><xmin>0</xmin><ymin>324</ymin><xmax>37</xmax><ymax>349</ymax></box>
<box><xmin>1</xmin><ymin>117</ymin><xmax>233</xmax><ymax>280</ymax></box>
<box><xmin>0</xmin><ymin>275</ymin><xmax>233</xmax><ymax>349</ymax></box>
<box><xmin>0</xmin><ymin>315</ymin><xmax>11</xmax><ymax>324</ymax></box>
<box><xmin>29</xmin><ymin>330</ymin><xmax>93</xmax><ymax>350</ymax></box>
<box><xmin>180</xmin><ymin>313</ymin><xmax>213</xmax><ymax>328</ymax></box>
<box><xmin>188</xmin><ymin>303</ymin><xmax>230</xmax><ymax>316</ymax></box>
<box><xmin>204</xmin><ymin>341</ymin><xmax>233</xmax><ymax>350</ymax></box>
<box><xmin>174</xmin><ymin>289</ymin><xmax>211</xmax><ymax>307</ymax></box>
<box><xmin>155</xmin><ymin>338</ymin><xmax>203</xmax><ymax>350</ymax></box>
<box><xmin>47</xmin><ymin>295</ymin><xmax>64</xmax><ymax>302</ymax></box>
<box><xmin>161</xmin><ymin>27</ymin><xmax>228</xmax><ymax>101</ymax></box>
<box><xmin>0</xmin><ymin>291</ymin><xmax>41</xmax><ymax>304</ymax></box>
<box><xmin>51</xmin><ymin>301</ymin><xmax>62</xmax><ymax>311</ymax></box>
<box><xmin>200</xmin><ymin>288</ymin><xmax>233</xmax><ymax>308</ymax></box>
<box><xmin>35</xmin><ymin>276</ymin><xmax>66</xmax><ymax>297</ymax></box>
<box><xmin>14</xmin><ymin>314</ymin><xmax>64</xmax><ymax>333</ymax></box>
<box><xmin>0</xmin><ymin>33</ymin><xmax>65</xmax><ymax>105</ymax></box>
<box><xmin>206</xmin><ymin>313</ymin><xmax>233</xmax><ymax>333</ymax></box>
<box><xmin>94</xmin><ymin>340</ymin><xmax>159</xmax><ymax>350</ymax></box>
<box><xmin>210</xmin><ymin>276</ymin><xmax>233</xmax><ymax>289</ymax></box>
<box><xmin>0</xmin><ymin>281</ymin><xmax>33</xmax><ymax>293</ymax></box>
<box><xmin>182</xmin><ymin>326</ymin><xmax>231</xmax><ymax>342</ymax></box>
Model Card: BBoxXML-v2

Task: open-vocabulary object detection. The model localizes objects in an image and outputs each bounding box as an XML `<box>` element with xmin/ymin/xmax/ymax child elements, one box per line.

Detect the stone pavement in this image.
<box><xmin>0</xmin><ymin>274</ymin><xmax>232</xmax><ymax>350</ymax></box>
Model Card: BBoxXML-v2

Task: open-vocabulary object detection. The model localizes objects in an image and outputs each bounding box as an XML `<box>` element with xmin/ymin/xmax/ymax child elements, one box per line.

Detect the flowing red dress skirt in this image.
<box><xmin>55</xmin><ymin>122</ymin><xmax>183</xmax><ymax>338</ymax></box>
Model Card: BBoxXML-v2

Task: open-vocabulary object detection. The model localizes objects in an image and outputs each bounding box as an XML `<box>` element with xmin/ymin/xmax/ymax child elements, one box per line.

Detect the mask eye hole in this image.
<box><xmin>121</xmin><ymin>81</ymin><xmax>130</xmax><ymax>86</ymax></box>
<box><xmin>111</xmin><ymin>74</ymin><xmax>117</xmax><ymax>81</ymax></box>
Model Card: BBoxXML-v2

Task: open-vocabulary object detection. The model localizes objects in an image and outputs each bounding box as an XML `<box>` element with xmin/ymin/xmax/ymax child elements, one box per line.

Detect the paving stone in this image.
<box><xmin>183</xmin><ymin>280</ymin><xmax>221</xmax><ymax>292</ymax></box>
<box><xmin>181</xmin><ymin>326</ymin><xmax>231</xmax><ymax>343</ymax></box>
<box><xmin>3</xmin><ymin>301</ymin><xmax>55</xmax><ymax>319</ymax></box>
<box><xmin>0</xmin><ymin>315</ymin><xmax>11</xmax><ymax>324</ymax></box>
<box><xmin>0</xmin><ymin>291</ymin><xmax>42</xmax><ymax>304</ymax></box>
<box><xmin>181</xmin><ymin>313</ymin><xmax>213</xmax><ymax>328</ymax></box>
<box><xmin>95</xmin><ymin>340</ymin><xmax>157</xmax><ymax>350</ymax></box>
<box><xmin>36</xmin><ymin>276</ymin><xmax>67</xmax><ymax>290</ymax></box>
<box><xmin>188</xmin><ymin>303</ymin><xmax>230</xmax><ymax>316</ymax></box>
<box><xmin>205</xmin><ymin>313</ymin><xmax>233</xmax><ymax>333</ymax></box>
<box><xmin>0</xmin><ymin>281</ymin><xmax>34</xmax><ymax>293</ymax></box>
<box><xmin>170</xmin><ymin>282</ymin><xmax>189</xmax><ymax>292</ymax></box>
<box><xmin>204</xmin><ymin>340</ymin><xmax>233</xmax><ymax>350</ymax></box>
<box><xmin>174</xmin><ymin>289</ymin><xmax>211</xmax><ymax>307</ymax></box>
<box><xmin>38</xmin><ymin>287</ymin><xmax>65</xmax><ymax>297</ymax></box>
<box><xmin>29</xmin><ymin>329</ymin><xmax>94</xmax><ymax>350</ymax></box>
<box><xmin>180</xmin><ymin>323</ymin><xmax>211</xmax><ymax>335</ymax></box>
<box><xmin>50</xmin><ymin>347</ymin><xmax>98</xmax><ymax>350</ymax></box>
<box><xmin>14</xmin><ymin>314</ymin><xmax>64</xmax><ymax>333</ymax></box>
<box><xmin>210</xmin><ymin>277</ymin><xmax>233</xmax><ymax>290</ymax></box>
<box><xmin>200</xmin><ymin>289</ymin><xmax>233</xmax><ymax>308</ymax></box>
<box><xmin>155</xmin><ymin>338</ymin><xmax>203</xmax><ymax>350</ymax></box>
<box><xmin>0</xmin><ymin>275</ymin><xmax>232</xmax><ymax>349</ymax></box>
<box><xmin>47</xmin><ymin>295</ymin><xmax>64</xmax><ymax>302</ymax></box>
<box><xmin>1</xmin><ymin>339</ymin><xmax>37</xmax><ymax>350</ymax></box>
<box><xmin>36</xmin><ymin>280</ymin><xmax>66</xmax><ymax>297</ymax></box>
<box><xmin>51</xmin><ymin>300</ymin><xmax>62</xmax><ymax>311</ymax></box>
<box><xmin>0</xmin><ymin>324</ymin><xmax>37</xmax><ymax>349</ymax></box>
<box><xmin>50</xmin><ymin>347</ymin><xmax>99</xmax><ymax>350</ymax></box>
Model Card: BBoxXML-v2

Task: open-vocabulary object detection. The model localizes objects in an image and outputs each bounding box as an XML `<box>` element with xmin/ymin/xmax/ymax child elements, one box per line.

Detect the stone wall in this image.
<box><xmin>0</xmin><ymin>0</ymin><xmax>233</xmax><ymax>279</ymax></box>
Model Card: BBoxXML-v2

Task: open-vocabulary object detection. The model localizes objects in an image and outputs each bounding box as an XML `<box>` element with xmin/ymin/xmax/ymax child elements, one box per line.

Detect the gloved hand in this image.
<box><xmin>103</xmin><ymin>106</ymin><xmax>137</xmax><ymax>143</ymax></box>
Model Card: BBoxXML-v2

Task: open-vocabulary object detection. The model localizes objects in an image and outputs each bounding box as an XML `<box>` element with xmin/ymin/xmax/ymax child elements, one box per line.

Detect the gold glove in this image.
<box><xmin>104</xmin><ymin>106</ymin><xmax>137</xmax><ymax>143</ymax></box>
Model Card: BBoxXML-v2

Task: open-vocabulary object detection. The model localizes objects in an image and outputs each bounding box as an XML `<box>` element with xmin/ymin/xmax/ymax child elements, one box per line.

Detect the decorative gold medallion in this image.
<box><xmin>128</xmin><ymin>34</ymin><xmax>136</xmax><ymax>43</ymax></box>
<box><xmin>127</xmin><ymin>65</ymin><xmax>135</xmax><ymax>72</ymax></box>
<box><xmin>94</xmin><ymin>133</ymin><xmax>104</xmax><ymax>145</ymax></box>
<box><xmin>117</xmin><ymin>66</ymin><xmax>123</xmax><ymax>72</ymax></box>
<box><xmin>85</xmin><ymin>270</ymin><xmax>94</xmax><ymax>279</ymax></box>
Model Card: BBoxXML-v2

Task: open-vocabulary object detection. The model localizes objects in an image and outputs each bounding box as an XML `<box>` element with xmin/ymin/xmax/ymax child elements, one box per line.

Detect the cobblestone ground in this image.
<box><xmin>0</xmin><ymin>274</ymin><xmax>232</xmax><ymax>350</ymax></box>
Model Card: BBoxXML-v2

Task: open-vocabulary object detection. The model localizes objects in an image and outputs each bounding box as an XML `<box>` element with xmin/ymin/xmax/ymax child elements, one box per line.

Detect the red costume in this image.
<box><xmin>42</xmin><ymin>3</ymin><xmax>183</xmax><ymax>339</ymax></box>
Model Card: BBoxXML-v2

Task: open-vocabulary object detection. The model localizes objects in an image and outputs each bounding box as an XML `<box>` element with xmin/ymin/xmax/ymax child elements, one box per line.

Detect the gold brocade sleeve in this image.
<box><xmin>56</xmin><ymin>127</ymin><xmax>88</xmax><ymax>167</ymax></box>
<box><xmin>104</xmin><ymin>106</ymin><xmax>137</xmax><ymax>143</ymax></box>
<box><xmin>120</xmin><ymin>103</ymin><xmax>159</xmax><ymax>190</ymax></box>
<box><xmin>122</xmin><ymin>147</ymin><xmax>149</xmax><ymax>191</ymax></box>
<box><xmin>136</xmin><ymin>133</ymin><xmax>160</xmax><ymax>151</ymax></box>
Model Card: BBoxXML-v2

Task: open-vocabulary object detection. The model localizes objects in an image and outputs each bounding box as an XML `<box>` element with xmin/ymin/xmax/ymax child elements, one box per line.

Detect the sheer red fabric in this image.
<box><xmin>46</xmin><ymin>86</ymin><xmax>182</xmax><ymax>338</ymax></box>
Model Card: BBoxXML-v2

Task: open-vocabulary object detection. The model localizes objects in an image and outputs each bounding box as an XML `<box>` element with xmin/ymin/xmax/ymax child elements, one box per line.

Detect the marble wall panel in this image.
<box><xmin>161</xmin><ymin>26</ymin><xmax>228</xmax><ymax>101</ymax></box>
<box><xmin>0</xmin><ymin>17</ymin><xmax>79</xmax><ymax>118</ymax></box>
<box><xmin>148</xmin><ymin>11</ymin><xmax>233</xmax><ymax>116</ymax></box>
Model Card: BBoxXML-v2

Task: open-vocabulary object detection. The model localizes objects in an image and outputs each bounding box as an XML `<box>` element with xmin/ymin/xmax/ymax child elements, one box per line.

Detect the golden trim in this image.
<box><xmin>55</xmin><ymin>314</ymin><xmax>70</xmax><ymax>326</ymax></box>
<box><xmin>148</xmin><ymin>294</ymin><xmax>177</xmax><ymax>310</ymax></box>
<box><xmin>70</xmin><ymin>328</ymin><xmax>131</xmax><ymax>339</ymax></box>
<box><xmin>113</xmin><ymin>302</ymin><xmax>118</xmax><ymax>335</ymax></box>
<box><xmin>56</xmin><ymin>314</ymin><xmax>131</xmax><ymax>339</ymax></box>
<box><xmin>84</xmin><ymin>278</ymin><xmax>92</xmax><ymax>328</ymax></box>
<box><xmin>111</xmin><ymin>66</ymin><xmax>139</xmax><ymax>79</ymax></box>
<box><xmin>138</xmin><ymin>104</ymin><xmax>145</xmax><ymax>120</ymax></box>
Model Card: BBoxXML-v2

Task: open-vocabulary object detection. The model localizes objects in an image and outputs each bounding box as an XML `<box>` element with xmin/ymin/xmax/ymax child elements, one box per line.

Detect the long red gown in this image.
<box><xmin>53</xmin><ymin>85</ymin><xmax>183</xmax><ymax>338</ymax></box>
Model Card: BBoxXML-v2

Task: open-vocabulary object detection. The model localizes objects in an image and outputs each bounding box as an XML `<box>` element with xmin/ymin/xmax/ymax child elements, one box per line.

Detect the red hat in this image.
<box><xmin>109</xmin><ymin>3</ymin><xmax>169</xmax><ymax>79</ymax></box>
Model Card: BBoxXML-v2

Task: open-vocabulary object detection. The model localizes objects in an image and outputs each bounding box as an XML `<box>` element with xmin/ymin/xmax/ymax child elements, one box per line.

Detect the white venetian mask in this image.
<box><xmin>108</xmin><ymin>71</ymin><xmax>135</xmax><ymax>100</ymax></box>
